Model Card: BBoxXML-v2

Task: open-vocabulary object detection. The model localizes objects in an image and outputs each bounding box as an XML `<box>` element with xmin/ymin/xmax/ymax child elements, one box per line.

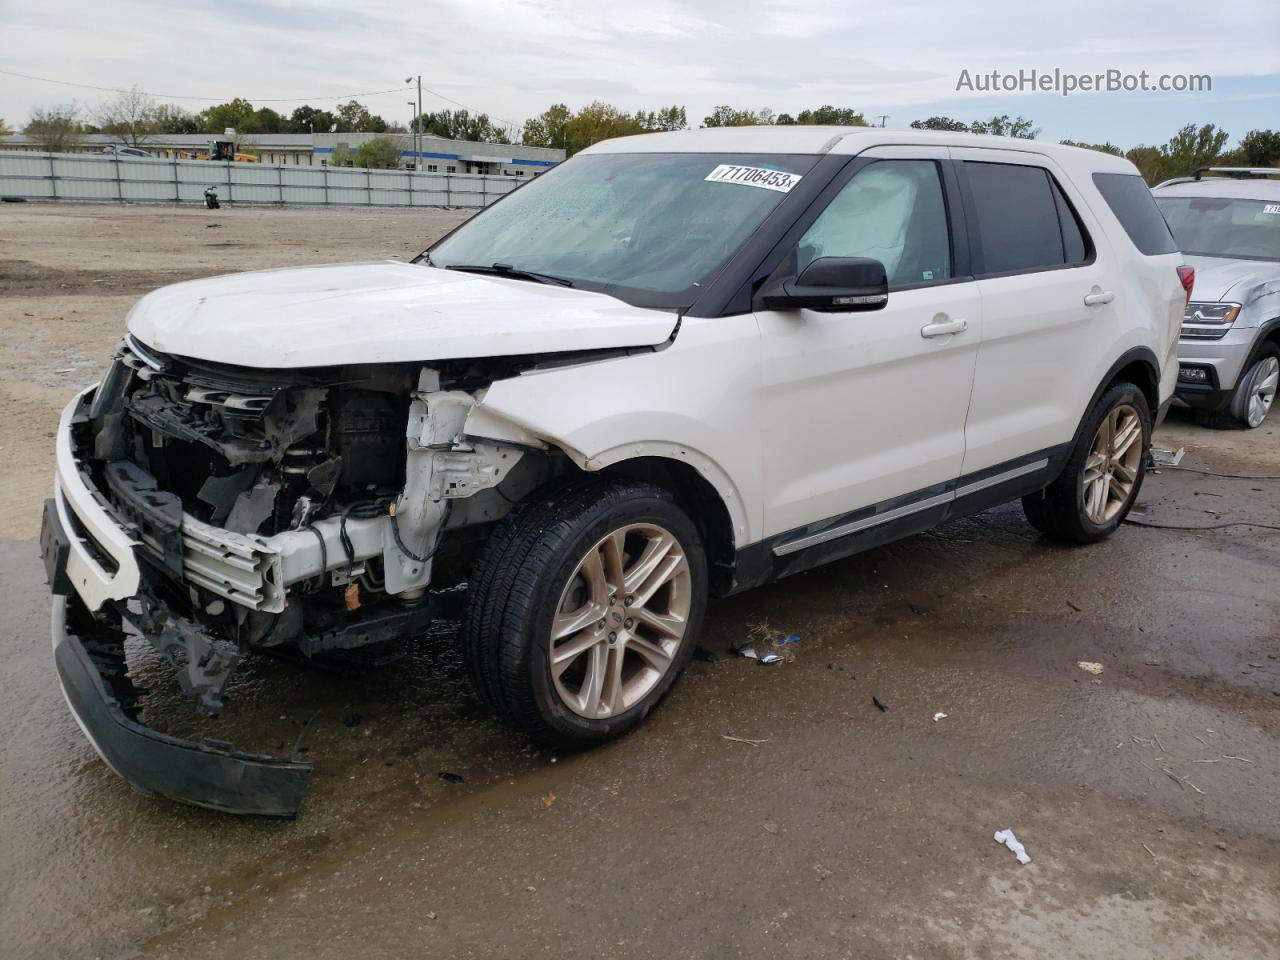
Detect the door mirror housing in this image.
<box><xmin>757</xmin><ymin>256</ymin><xmax>889</xmax><ymax>313</ymax></box>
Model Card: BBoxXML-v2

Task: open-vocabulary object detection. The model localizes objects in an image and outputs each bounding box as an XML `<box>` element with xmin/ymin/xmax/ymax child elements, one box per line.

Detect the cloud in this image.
<box><xmin>1</xmin><ymin>0</ymin><xmax>1276</xmax><ymax>145</ymax></box>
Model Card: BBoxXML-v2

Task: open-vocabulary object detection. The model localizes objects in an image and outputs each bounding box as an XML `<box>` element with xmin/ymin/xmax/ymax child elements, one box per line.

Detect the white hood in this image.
<box><xmin>1183</xmin><ymin>255</ymin><xmax>1276</xmax><ymax>304</ymax></box>
<box><xmin>125</xmin><ymin>261</ymin><xmax>678</xmax><ymax>368</ymax></box>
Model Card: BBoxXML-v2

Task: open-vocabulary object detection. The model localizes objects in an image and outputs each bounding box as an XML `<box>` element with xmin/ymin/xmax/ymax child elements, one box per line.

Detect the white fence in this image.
<box><xmin>0</xmin><ymin>150</ymin><xmax>524</xmax><ymax>208</ymax></box>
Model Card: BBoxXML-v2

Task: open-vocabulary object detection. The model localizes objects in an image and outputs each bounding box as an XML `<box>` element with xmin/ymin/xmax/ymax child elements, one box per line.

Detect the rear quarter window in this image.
<box><xmin>1092</xmin><ymin>173</ymin><xmax>1178</xmax><ymax>255</ymax></box>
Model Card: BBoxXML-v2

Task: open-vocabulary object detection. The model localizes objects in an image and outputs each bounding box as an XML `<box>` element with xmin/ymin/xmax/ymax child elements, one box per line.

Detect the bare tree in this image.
<box><xmin>95</xmin><ymin>86</ymin><xmax>161</xmax><ymax>148</ymax></box>
<box><xmin>0</xmin><ymin>117</ymin><xmax>12</xmax><ymax>138</ymax></box>
<box><xmin>24</xmin><ymin>104</ymin><xmax>85</xmax><ymax>153</ymax></box>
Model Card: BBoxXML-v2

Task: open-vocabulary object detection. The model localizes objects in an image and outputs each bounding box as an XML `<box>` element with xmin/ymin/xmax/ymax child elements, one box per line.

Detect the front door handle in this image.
<box><xmin>921</xmin><ymin>318</ymin><xmax>968</xmax><ymax>338</ymax></box>
<box><xmin>1083</xmin><ymin>291</ymin><xmax>1115</xmax><ymax>306</ymax></box>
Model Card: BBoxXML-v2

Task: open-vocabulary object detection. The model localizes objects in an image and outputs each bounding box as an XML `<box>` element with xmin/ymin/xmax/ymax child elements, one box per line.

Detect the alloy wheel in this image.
<box><xmin>1246</xmin><ymin>356</ymin><xmax>1278</xmax><ymax>428</ymax></box>
<box><xmin>550</xmin><ymin>523</ymin><xmax>692</xmax><ymax>719</ymax></box>
<box><xmin>1082</xmin><ymin>403</ymin><xmax>1144</xmax><ymax>524</ymax></box>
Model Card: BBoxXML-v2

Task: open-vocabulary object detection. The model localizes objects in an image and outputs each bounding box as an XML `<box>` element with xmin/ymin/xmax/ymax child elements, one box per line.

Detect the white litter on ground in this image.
<box><xmin>994</xmin><ymin>828</ymin><xmax>1032</xmax><ymax>864</ymax></box>
<box><xmin>933</xmin><ymin>712</ymin><xmax>948</xmax><ymax>722</ymax></box>
<box><xmin>1077</xmin><ymin>661</ymin><xmax>1104</xmax><ymax>675</ymax></box>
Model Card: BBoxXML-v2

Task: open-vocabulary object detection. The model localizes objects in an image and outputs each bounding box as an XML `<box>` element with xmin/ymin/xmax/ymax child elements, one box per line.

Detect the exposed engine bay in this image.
<box><xmin>75</xmin><ymin>335</ymin><xmax>556</xmax><ymax>719</ymax></box>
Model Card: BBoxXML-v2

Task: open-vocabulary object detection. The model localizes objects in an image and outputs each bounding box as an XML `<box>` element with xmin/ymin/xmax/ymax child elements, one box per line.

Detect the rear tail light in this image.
<box><xmin>1176</xmin><ymin>265</ymin><xmax>1195</xmax><ymax>301</ymax></box>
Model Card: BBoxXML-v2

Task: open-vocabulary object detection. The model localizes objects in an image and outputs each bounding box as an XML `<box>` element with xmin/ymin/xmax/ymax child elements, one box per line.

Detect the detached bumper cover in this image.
<box><xmin>52</xmin><ymin>596</ymin><xmax>313</xmax><ymax>817</ymax></box>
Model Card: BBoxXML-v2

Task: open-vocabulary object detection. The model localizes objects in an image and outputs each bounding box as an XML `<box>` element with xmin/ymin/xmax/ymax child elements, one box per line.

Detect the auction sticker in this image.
<box><xmin>705</xmin><ymin>164</ymin><xmax>802</xmax><ymax>193</ymax></box>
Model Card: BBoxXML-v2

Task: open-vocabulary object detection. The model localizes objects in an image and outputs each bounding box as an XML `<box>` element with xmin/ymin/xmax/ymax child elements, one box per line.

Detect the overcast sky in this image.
<box><xmin>2</xmin><ymin>0</ymin><xmax>1278</xmax><ymax>148</ymax></box>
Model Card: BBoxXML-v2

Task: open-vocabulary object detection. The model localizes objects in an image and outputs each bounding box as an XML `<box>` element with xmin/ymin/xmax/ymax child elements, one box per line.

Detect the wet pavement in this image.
<box><xmin>2</xmin><ymin>413</ymin><xmax>1278</xmax><ymax>960</ymax></box>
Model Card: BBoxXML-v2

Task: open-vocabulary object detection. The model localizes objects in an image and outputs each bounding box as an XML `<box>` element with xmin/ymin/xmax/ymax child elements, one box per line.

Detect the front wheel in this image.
<box><xmin>1023</xmin><ymin>383</ymin><xmax>1151</xmax><ymax>544</ymax></box>
<box><xmin>463</xmin><ymin>478</ymin><xmax>707</xmax><ymax>748</ymax></box>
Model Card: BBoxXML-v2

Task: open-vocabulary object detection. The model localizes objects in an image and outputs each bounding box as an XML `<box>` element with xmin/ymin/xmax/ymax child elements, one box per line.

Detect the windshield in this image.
<box><xmin>427</xmin><ymin>152</ymin><xmax>819</xmax><ymax>308</ymax></box>
<box><xmin>1156</xmin><ymin>195</ymin><xmax>1280</xmax><ymax>261</ymax></box>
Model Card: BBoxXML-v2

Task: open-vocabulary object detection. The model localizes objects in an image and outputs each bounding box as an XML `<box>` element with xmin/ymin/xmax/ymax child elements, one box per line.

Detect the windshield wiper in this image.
<box><xmin>443</xmin><ymin>262</ymin><xmax>575</xmax><ymax>287</ymax></box>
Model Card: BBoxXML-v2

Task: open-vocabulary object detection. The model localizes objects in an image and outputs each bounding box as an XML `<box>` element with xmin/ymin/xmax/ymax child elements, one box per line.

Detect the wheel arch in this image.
<box><xmin>597</xmin><ymin>454</ymin><xmax>740</xmax><ymax>597</ymax></box>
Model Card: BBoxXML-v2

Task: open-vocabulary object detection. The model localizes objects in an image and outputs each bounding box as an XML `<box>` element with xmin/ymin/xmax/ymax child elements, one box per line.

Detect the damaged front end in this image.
<box><xmin>46</xmin><ymin>335</ymin><xmax>548</xmax><ymax>816</ymax></box>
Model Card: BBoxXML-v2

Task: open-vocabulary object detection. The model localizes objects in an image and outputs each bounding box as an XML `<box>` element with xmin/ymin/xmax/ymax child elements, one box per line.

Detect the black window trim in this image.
<box><xmin>956</xmin><ymin>159</ymin><xmax>1098</xmax><ymax>281</ymax></box>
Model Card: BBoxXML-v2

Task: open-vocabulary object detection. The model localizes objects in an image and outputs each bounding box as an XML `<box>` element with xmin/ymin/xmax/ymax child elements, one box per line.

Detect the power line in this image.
<box><xmin>0</xmin><ymin>68</ymin><xmax>412</xmax><ymax>104</ymax></box>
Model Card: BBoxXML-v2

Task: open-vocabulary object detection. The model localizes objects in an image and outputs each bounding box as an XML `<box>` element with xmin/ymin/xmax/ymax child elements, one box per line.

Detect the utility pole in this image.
<box><xmin>875</xmin><ymin>114</ymin><xmax>890</xmax><ymax>128</ymax></box>
<box><xmin>405</xmin><ymin>75</ymin><xmax>422</xmax><ymax>171</ymax></box>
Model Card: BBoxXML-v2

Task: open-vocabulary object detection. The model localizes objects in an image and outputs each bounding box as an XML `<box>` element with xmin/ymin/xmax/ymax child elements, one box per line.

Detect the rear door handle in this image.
<box><xmin>1083</xmin><ymin>291</ymin><xmax>1114</xmax><ymax>306</ymax></box>
<box><xmin>920</xmin><ymin>318</ymin><xmax>968</xmax><ymax>338</ymax></box>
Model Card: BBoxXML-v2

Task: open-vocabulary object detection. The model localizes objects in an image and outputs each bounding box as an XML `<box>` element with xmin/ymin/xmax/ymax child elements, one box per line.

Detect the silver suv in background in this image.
<box><xmin>1153</xmin><ymin>168</ymin><xmax>1280</xmax><ymax>428</ymax></box>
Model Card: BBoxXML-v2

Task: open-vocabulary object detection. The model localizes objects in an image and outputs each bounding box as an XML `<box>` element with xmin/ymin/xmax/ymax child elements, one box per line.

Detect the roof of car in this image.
<box><xmin>581</xmin><ymin>126</ymin><xmax>1137</xmax><ymax>173</ymax></box>
<box><xmin>1152</xmin><ymin>177</ymin><xmax>1280</xmax><ymax>201</ymax></box>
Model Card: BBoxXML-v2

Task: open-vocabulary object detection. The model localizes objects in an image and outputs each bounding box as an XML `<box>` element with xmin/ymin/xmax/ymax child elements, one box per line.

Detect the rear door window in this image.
<box><xmin>1092</xmin><ymin>173</ymin><xmax>1178</xmax><ymax>255</ymax></box>
<box><xmin>964</xmin><ymin>162</ymin><xmax>1069</xmax><ymax>275</ymax></box>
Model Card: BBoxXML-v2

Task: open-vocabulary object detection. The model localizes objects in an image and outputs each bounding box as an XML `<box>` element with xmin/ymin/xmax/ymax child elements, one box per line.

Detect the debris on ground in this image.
<box><xmin>1077</xmin><ymin>661</ymin><xmax>1105</xmax><ymax>675</ymax></box>
<box><xmin>993</xmin><ymin>828</ymin><xmax>1032</xmax><ymax>864</ymax></box>
<box><xmin>732</xmin><ymin>642</ymin><xmax>759</xmax><ymax>660</ymax></box>
<box><xmin>763</xmin><ymin>822</ymin><xmax>778</xmax><ymax>835</ymax></box>
<box><xmin>1066</xmin><ymin>600</ymin><xmax>1083</xmax><ymax>612</ymax></box>
<box><xmin>873</xmin><ymin>697</ymin><xmax>889</xmax><ymax>712</ymax></box>
<box><xmin>438</xmin><ymin>771</ymin><xmax>465</xmax><ymax>784</ymax></box>
<box><xmin>1150</xmin><ymin>445</ymin><xmax>1186</xmax><ymax>467</ymax></box>
<box><xmin>933</xmin><ymin>712</ymin><xmax>948</xmax><ymax>722</ymax></box>
<box><xmin>543</xmin><ymin>792</ymin><xmax>556</xmax><ymax>807</ymax></box>
<box><xmin>759</xmin><ymin>653</ymin><xmax>784</xmax><ymax>666</ymax></box>
<box><xmin>721</xmin><ymin>734</ymin><xmax>769</xmax><ymax>746</ymax></box>
<box><xmin>777</xmin><ymin>634</ymin><xmax>801</xmax><ymax>646</ymax></box>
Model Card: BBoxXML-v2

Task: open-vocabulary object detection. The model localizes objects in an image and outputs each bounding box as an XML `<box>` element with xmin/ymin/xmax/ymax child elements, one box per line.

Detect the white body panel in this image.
<box><xmin>125</xmin><ymin>261</ymin><xmax>678</xmax><ymax>368</ymax></box>
<box><xmin>755</xmin><ymin>283</ymin><xmax>981</xmax><ymax>537</ymax></box>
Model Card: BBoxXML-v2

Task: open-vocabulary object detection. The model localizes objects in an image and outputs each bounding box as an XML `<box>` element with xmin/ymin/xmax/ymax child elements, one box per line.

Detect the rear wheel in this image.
<box><xmin>1023</xmin><ymin>383</ymin><xmax>1150</xmax><ymax>543</ymax></box>
<box><xmin>463</xmin><ymin>477</ymin><xmax>706</xmax><ymax>748</ymax></box>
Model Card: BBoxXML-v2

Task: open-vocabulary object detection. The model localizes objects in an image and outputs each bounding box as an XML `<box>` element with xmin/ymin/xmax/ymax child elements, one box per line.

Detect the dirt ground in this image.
<box><xmin>1</xmin><ymin>203</ymin><xmax>1278</xmax><ymax>960</ymax></box>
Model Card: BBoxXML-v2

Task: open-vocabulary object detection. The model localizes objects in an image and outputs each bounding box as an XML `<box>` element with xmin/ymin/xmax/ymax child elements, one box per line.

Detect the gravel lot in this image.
<box><xmin>1</xmin><ymin>203</ymin><xmax>1277</xmax><ymax>960</ymax></box>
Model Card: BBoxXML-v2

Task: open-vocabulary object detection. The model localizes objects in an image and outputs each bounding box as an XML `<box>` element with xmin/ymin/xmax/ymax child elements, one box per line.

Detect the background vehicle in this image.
<box><xmin>1153</xmin><ymin>167</ymin><xmax>1280</xmax><ymax>428</ymax></box>
<box><xmin>43</xmin><ymin>128</ymin><xmax>1186</xmax><ymax>815</ymax></box>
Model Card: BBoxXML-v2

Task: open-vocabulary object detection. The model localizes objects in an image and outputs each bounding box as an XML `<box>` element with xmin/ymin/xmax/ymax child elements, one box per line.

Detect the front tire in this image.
<box><xmin>463</xmin><ymin>477</ymin><xmax>707</xmax><ymax>748</ymax></box>
<box><xmin>1022</xmin><ymin>383</ymin><xmax>1151</xmax><ymax>544</ymax></box>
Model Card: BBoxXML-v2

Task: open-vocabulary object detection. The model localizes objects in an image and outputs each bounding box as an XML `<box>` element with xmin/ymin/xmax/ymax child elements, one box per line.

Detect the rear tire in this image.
<box><xmin>1022</xmin><ymin>383</ymin><xmax>1151</xmax><ymax>544</ymax></box>
<box><xmin>463</xmin><ymin>477</ymin><xmax>707</xmax><ymax>748</ymax></box>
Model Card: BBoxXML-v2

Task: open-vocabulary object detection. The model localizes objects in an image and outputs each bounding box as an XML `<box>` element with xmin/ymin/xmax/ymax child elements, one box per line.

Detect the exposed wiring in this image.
<box><xmin>303</xmin><ymin>524</ymin><xmax>328</xmax><ymax>593</ymax></box>
<box><xmin>388</xmin><ymin>501</ymin><xmax>450</xmax><ymax>564</ymax></box>
<box><xmin>1159</xmin><ymin>465</ymin><xmax>1280</xmax><ymax>481</ymax></box>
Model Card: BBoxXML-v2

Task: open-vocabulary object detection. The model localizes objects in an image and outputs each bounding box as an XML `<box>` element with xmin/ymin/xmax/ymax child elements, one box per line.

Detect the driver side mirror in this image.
<box><xmin>757</xmin><ymin>256</ymin><xmax>889</xmax><ymax>312</ymax></box>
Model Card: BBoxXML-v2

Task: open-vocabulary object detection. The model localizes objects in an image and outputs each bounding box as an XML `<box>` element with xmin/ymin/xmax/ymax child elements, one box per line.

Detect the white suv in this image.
<box><xmin>43</xmin><ymin>128</ymin><xmax>1187</xmax><ymax>815</ymax></box>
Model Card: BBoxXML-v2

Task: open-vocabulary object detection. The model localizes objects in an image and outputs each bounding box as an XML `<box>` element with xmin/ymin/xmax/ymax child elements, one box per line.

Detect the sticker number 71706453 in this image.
<box><xmin>704</xmin><ymin>164</ymin><xmax>802</xmax><ymax>193</ymax></box>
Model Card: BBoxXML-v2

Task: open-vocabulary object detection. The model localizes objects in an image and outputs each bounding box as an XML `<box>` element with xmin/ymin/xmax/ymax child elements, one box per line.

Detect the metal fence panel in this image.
<box><xmin>0</xmin><ymin>150</ymin><xmax>527</xmax><ymax>209</ymax></box>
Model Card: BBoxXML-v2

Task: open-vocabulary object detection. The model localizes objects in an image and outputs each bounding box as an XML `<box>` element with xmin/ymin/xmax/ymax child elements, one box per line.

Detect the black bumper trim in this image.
<box><xmin>52</xmin><ymin>597</ymin><xmax>313</xmax><ymax>817</ymax></box>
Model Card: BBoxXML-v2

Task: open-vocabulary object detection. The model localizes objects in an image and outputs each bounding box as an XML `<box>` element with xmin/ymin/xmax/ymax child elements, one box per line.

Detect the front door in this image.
<box><xmin>756</xmin><ymin>152</ymin><xmax>981</xmax><ymax>542</ymax></box>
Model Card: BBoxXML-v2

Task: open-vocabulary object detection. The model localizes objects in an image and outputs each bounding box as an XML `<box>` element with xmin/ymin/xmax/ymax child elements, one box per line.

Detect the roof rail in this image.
<box><xmin>1190</xmin><ymin>166</ymin><xmax>1280</xmax><ymax>180</ymax></box>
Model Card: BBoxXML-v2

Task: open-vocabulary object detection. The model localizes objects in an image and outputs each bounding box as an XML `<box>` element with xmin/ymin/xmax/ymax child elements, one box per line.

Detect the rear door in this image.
<box><xmin>755</xmin><ymin>147</ymin><xmax>982</xmax><ymax>542</ymax></box>
<box><xmin>951</xmin><ymin>149</ymin><xmax>1121</xmax><ymax>482</ymax></box>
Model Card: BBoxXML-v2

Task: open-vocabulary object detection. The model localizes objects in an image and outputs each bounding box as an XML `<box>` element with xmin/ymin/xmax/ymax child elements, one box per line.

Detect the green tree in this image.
<box><xmin>703</xmin><ymin>105</ymin><xmax>772</xmax><ymax>127</ymax></box>
<box><xmin>1124</xmin><ymin>146</ymin><xmax>1164</xmax><ymax>184</ymax></box>
<box><xmin>795</xmin><ymin>105</ymin><xmax>867</xmax><ymax>125</ymax></box>
<box><xmin>200</xmin><ymin>98</ymin><xmax>256</xmax><ymax>133</ymax></box>
<box><xmin>561</xmin><ymin>101</ymin><xmax>649</xmax><ymax>154</ymax></box>
<box><xmin>970</xmin><ymin>115</ymin><xmax>1039</xmax><ymax>138</ymax></box>
<box><xmin>776</xmin><ymin>113</ymin><xmax>796</xmax><ymax>125</ymax></box>
<box><xmin>415</xmin><ymin>109</ymin><xmax>509</xmax><ymax>143</ymax></box>
<box><xmin>1238</xmin><ymin>129</ymin><xmax>1280</xmax><ymax>167</ymax></box>
<box><xmin>24</xmin><ymin>104</ymin><xmax>85</xmax><ymax>152</ymax></box>
<box><xmin>1060</xmin><ymin>139</ymin><xmax>1123</xmax><ymax>156</ymax></box>
<box><xmin>335</xmin><ymin>100</ymin><xmax>388</xmax><ymax>133</ymax></box>
<box><xmin>152</xmin><ymin>103</ymin><xmax>199</xmax><ymax>134</ymax></box>
<box><xmin>353</xmin><ymin>137</ymin><xmax>403</xmax><ymax>169</ymax></box>
<box><xmin>1159</xmin><ymin>123</ymin><xmax>1230</xmax><ymax>180</ymax></box>
<box><xmin>288</xmin><ymin>105</ymin><xmax>338</xmax><ymax>134</ymax></box>
<box><xmin>245</xmin><ymin>106</ymin><xmax>286</xmax><ymax>134</ymax></box>
<box><xmin>910</xmin><ymin>116</ymin><xmax>969</xmax><ymax>132</ymax></box>
<box><xmin>0</xmin><ymin>117</ymin><xmax>14</xmax><ymax>137</ymax></box>
<box><xmin>329</xmin><ymin>144</ymin><xmax>354</xmax><ymax>167</ymax></box>
<box><xmin>522</xmin><ymin>103</ymin><xmax>571</xmax><ymax>149</ymax></box>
